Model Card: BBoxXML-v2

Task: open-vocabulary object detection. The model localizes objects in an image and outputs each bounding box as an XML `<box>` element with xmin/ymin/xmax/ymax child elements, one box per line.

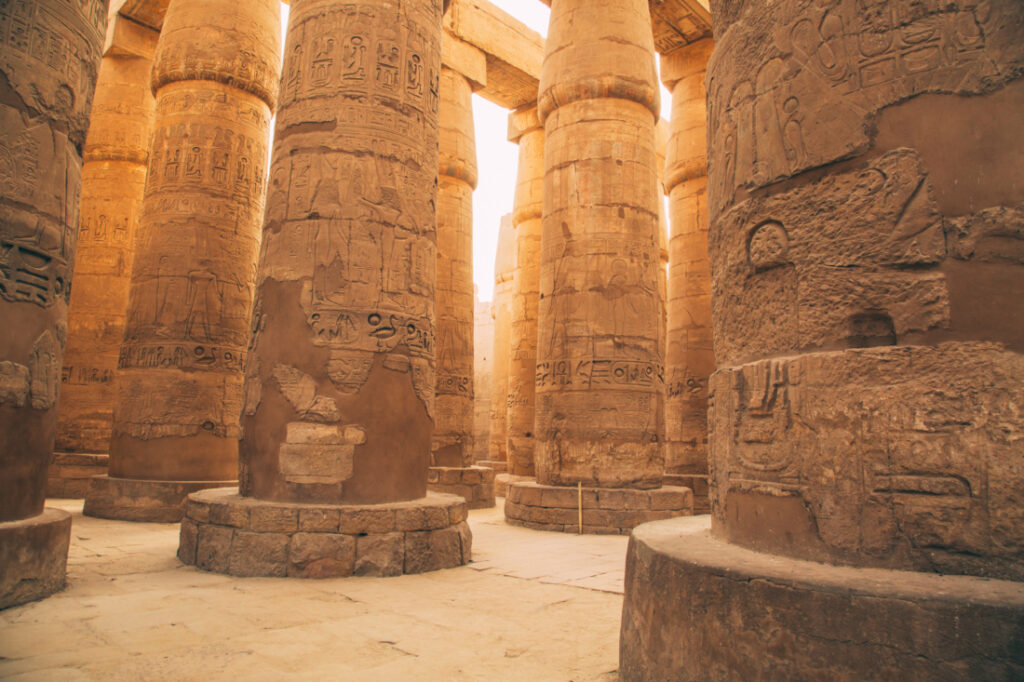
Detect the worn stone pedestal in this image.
<box><xmin>84</xmin><ymin>475</ymin><xmax>235</xmax><ymax>523</ymax></box>
<box><xmin>427</xmin><ymin>466</ymin><xmax>495</xmax><ymax>510</ymax></box>
<box><xmin>505</xmin><ymin>481</ymin><xmax>691</xmax><ymax>535</ymax></box>
<box><xmin>620</xmin><ymin>517</ymin><xmax>1024</xmax><ymax>680</ymax></box>
<box><xmin>47</xmin><ymin>453</ymin><xmax>109</xmax><ymax>499</ymax></box>
<box><xmin>179</xmin><ymin>488</ymin><xmax>470</xmax><ymax>578</ymax></box>
<box><xmin>0</xmin><ymin>509</ymin><xmax>72</xmax><ymax>610</ymax></box>
<box><xmin>493</xmin><ymin>473</ymin><xmax>533</xmax><ymax>499</ymax></box>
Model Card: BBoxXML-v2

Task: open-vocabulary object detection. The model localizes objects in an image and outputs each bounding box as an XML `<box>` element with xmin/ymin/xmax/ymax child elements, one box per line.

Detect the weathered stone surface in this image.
<box><xmin>55</xmin><ymin>17</ymin><xmax>158</xmax><ymax>458</ymax></box>
<box><xmin>0</xmin><ymin>509</ymin><xmax>71</xmax><ymax>610</ymax></box>
<box><xmin>84</xmin><ymin>475</ymin><xmax>234</xmax><ymax>523</ymax></box>
<box><xmin>620</xmin><ymin>517</ymin><xmax>1024</xmax><ymax>681</ymax></box>
<box><xmin>661</xmin><ymin>38</ymin><xmax>714</xmax><ymax>511</ymax></box>
<box><xmin>229</xmin><ymin>531</ymin><xmax>290</xmax><ymax>578</ymax></box>
<box><xmin>427</xmin><ymin>465</ymin><xmax>495</xmax><ymax>508</ymax></box>
<box><xmin>46</xmin><ymin>453</ymin><xmax>109</xmax><ymax>499</ymax></box>
<box><xmin>533</xmin><ymin>0</ymin><xmax>666</xmax><ymax>490</ymax></box>
<box><xmin>240</xmin><ymin>0</ymin><xmax>443</xmax><ymax>507</ymax></box>
<box><xmin>94</xmin><ymin>0</ymin><xmax>281</xmax><ymax>522</ymax></box>
<box><xmin>0</xmin><ymin>0</ymin><xmax>105</xmax><ymax>527</ymax></box>
<box><xmin>433</xmin><ymin>66</ymin><xmax>477</xmax><ymax>469</ymax></box>
<box><xmin>288</xmin><ymin>532</ymin><xmax>355</xmax><ymax>578</ymax></box>
<box><xmin>486</xmin><ymin>214</ymin><xmax>516</xmax><ymax>469</ymax></box>
<box><xmin>505</xmin><ymin>104</ymin><xmax>543</xmax><ymax>478</ymax></box>
<box><xmin>472</xmin><ymin>294</ymin><xmax>493</xmax><ymax>463</ymax></box>
<box><xmin>354</xmin><ymin>533</ymin><xmax>405</xmax><ymax>577</ymax></box>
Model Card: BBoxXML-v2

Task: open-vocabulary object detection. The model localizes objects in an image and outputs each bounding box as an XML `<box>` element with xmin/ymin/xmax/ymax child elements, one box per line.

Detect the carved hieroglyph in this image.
<box><xmin>488</xmin><ymin>214</ymin><xmax>515</xmax><ymax>466</ymax></box>
<box><xmin>433</xmin><ymin>66</ymin><xmax>477</xmax><ymax>467</ymax></box>
<box><xmin>107</xmin><ymin>0</ymin><xmax>281</xmax><ymax>482</ymax></box>
<box><xmin>55</xmin><ymin>23</ymin><xmax>159</xmax><ymax>456</ymax></box>
<box><xmin>505</xmin><ymin>105</ymin><xmax>544</xmax><ymax>478</ymax></box>
<box><xmin>662</xmin><ymin>38</ymin><xmax>714</xmax><ymax>484</ymax></box>
<box><xmin>241</xmin><ymin>0</ymin><xmax>443</xmax><ymax>505</ymax></box>
<box><xmin>707</xmin><ymin>0</ymin><xmax>1024</xmax><ymax>579</ymax></box>
<box><xmin>534</xmin><ymin>0</ymin><xmax>665</xmax><ymax>489</ymax></box>
<box><xmin>0</xmin><ymin>0</ymin><xmax>106</xmax><ymax>521</ymax></box>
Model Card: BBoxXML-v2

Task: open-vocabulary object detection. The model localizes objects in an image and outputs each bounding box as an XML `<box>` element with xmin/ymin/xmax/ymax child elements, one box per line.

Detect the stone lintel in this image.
<box><xmin>179</xmin><ymin>489</ymin><xmax>472</xmax><ymax>578</ymax></box>
<box><xmin>442</xmin><ymin>31</ymin><xmax>487</xmax><ymax>91</ymax></box>
<box><xmin>505</xmin><ymin>481</ymin><xmax>693</xmax><ymax>535</ymax></box>
<box><xmin>104</xmin><ymin>12</ymin><xmax>159</xmax><ymax>59</ymax></box>
<box><xmin>427</xmin><ymin>466</ymin><xmax>496</xmax><ymax>509</ymax></box>
<box><xmin>114</xmin><ymin>0</ymin><xmax>169</xmax><ymax>31</ymax></box>
<box><xmin>0</xmin><ymin>509</ymin><xmax>71</xmax><ymax>610</ymax></box>
<box><xmin>83</xmin><ymin>476</ymin><xmax>236</xmax><ymax>523</ymax></box>
<box><xmin>47</xmin><ymin>453</ymin><xmax>110</xmax><ymax>500</ymax></box>
<box><xmin>620</xmin><ymin>516</ymin><xmax>1024</xmax><ymax>680</ymax></box>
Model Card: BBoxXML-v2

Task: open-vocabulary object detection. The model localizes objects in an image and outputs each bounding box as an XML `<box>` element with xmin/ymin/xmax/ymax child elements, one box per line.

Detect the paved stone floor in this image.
<box><xmin>0</xmin><ymin>498</ymin><xmax>629</xmax><ymax>681</ymax></box>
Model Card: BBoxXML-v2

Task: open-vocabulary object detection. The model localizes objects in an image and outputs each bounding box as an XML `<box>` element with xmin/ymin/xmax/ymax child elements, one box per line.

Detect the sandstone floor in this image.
<box><xmin>0</xmin><ymin>499</ymin><xmax>628</xmax><ymax>681</ymax></box>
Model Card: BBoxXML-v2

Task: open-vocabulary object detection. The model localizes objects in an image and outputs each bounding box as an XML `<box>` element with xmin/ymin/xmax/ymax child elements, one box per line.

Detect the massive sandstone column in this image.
<box><xmin>661</xmin><ymin>37</ymin><xmax>714</xmax><ymax>513</ymax></box>
<box><xmin>505</xmin><ymin>0</ymin><xmax>691</xmax><ymax>533</ymax></box>
<box><xmin>482</xmin><ymin>214</ymin><xmax>515</xmax><ymax>478</ymax></box>
<box><xmin>0</xmin><ymin>0</ymin><xmax>106</xmax><ymax>608</ymax></box>
<box><xmin>503</xmin><ymin>104</ymin><xmax>544</xmax><ymax>483</ymax></box>
<box><xmin>84</xmin><ymin>0</ymin><xmax>281</xmax><ymax>522</ymax></box>
<box><xmin>179</xmin><ymin>0</ymin><xmax>471</xmax><ymax>578</ymax></box>
<box><xmin>621</xmin><ymin>2</ymin><xmax>1024</xmax><ymax>678</ymax></box>
<box><xmin>428</xmin><ymin>66</ymin><xmax>494</xmax><ymax>508</ymax></box>
<box><xmin>49</xmin><ymin>15</ymin><xmax>160</xmax><ymax>500</ymax></box>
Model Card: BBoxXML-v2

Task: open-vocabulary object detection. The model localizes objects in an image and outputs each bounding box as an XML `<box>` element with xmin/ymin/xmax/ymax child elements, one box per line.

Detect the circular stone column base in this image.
<box><xmin>494</xmin><ymin>473</ymin><xmax>534</xmax><ymax>498</ymax></box>
<box><xmin>427</xmin><ymin>466</ymin><xmax>495</xmax><ymax>509</ymax></box>
<box><xmin>47</xmin><ymin>452</ymin><xmax>109</xmax><ymax>499</ymax></box>
<box><xmin>505</xmin><ymin>481</ymin><xmax>693</xmax><ymax>535</ymax></box>
<box><xmin>620</xmin><ymin>516</ymin><xmax>1024</xmax><ymax>681</ymax></box>
<box><xmin>84</xmin><ymin>475</ymin><xmax>236</xmax><ymax>523</ymax></box>
<box><xmin>0</xmin><ymin>508</ymin><xmax>71</xmax><ymax>609</ymax></box>
<box><xmin>178</xmin><ymin>488</ymin><xmax>472</xmax><ymax>578</ymax></box>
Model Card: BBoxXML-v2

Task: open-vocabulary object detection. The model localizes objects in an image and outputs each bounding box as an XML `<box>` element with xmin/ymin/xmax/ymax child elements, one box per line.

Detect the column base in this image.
<box><xmin>178</xmin><ymin>488</ymin><xmax>472</xmax><ymax>578</ymax></box>
<box><xmin>427</xmin><ymin>466</ymin><xmax>495</xmax><ymax>509</ymax></box>
<box><xmin>477</xmin><ymin>459</ymin><xmax>507</xmax><ymax>474</ymax></box>
<box><xmin>0</xmin><ymin>508</ymin><xmax>71</xmax><ymax>610</ymax></box>
<box><xmin>494</xmin><ymin>473</ymin><xmax>534</xmax><ymax>498</ymax></box>
<box><xmin>84</xmin><ymin>475</ymin><xmax>235</xmax><ymax>523</ymax></box>
<box><xmin>662</xmin><ymin>474</ymin><xmax>709</xmax><ymax>514</ymax></box>
<box><xmin>47</xmin><ymin>452</ymin><xmax>109</xmax><ymax>499</ymax></box>
<box><xmin>505</xmin><ymin>481</ymin><xmax>693</xmax><ymax>535</ymax></box>
<box><xmin>620</xmin><ymin>516</ymin><xmax>1024</xmax><ymax>680</ymax></box>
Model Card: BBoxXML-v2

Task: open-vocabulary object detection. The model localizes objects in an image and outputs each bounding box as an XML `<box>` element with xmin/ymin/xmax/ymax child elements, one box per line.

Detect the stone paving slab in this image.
<box><xmin>0</xmin><ymin>499</ymin><xmax>628</xmax><ymax>681</ymax></box>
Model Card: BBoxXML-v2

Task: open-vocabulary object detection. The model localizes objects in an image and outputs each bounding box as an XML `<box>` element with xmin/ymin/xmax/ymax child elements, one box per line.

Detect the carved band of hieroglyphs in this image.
<box><xmin>146</xmin><ymin>122</ymin><xmax>266</xmax><ymax>199</ymax></box>
<box><xmin>436</xmin><ymin>374</ymin><xmax>471</xmax><ymax>396</ymax></box>
<box><xmin>306</xmin><ymin>307</ymin><xmax>435</xmax><ymax>357</ymax></box>
<box><xmin>536</xmin><ymin>359</ymin><xmax>665</xmax><ymax>388</ymax></box>
<box><xmin>0</xmin><ymin>237</ymin><xmax>70</xmax><ymax>307</ymax></box>
<box><xmin>118</xmin><ymin>343</ymin><xmax>246</xmax><ymax>372</ymax></box>
<box><xmin>61</xmin><ymin>365</ymin><xmax>115</xmax><ymax>385</ymax></box>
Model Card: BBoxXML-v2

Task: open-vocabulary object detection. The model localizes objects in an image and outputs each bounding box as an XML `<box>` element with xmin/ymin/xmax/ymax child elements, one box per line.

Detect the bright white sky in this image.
<box><xmin>278</xmin><ymin>2</ymin><xmax>672</xmax><ymax>302</ymax></box>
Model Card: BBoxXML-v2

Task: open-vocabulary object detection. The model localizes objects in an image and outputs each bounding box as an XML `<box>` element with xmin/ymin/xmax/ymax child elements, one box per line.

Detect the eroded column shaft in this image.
<box><xmin>506</xmin><ymin>105</ymin><xmax>544</xmax><ymax>478</ymax></box>
<box><xmin>534</xmin><ymin>0</ymin><xmax>665</xmax><ymax>488</ymax></box>
<box><xmin>662</xmin><ymin>38</ymin><xmax>714</xmax><ymax>499</ymax></box>
<box><xmin>487</xmin><ymin>215</ymin><xmax>515</xmax><ymax>468</ymax></box>
<box><xmin>106</xmin><ymin>0</ymin><xmax>280</xmax><ymax>483</ymax></box>
<box><xmin>241</xmin><ymin>0</ymin><xmax>442</xmax><ymax>505</ymax></box>
<box><xmin>433</xmin><ymin>66</ymin><xmax>477</xmax><ymax>467</ymax></box>
<box><xmin>56</xmin><ymin>22</ymin><xmax>159</xmax><ymax>457</ymax></box>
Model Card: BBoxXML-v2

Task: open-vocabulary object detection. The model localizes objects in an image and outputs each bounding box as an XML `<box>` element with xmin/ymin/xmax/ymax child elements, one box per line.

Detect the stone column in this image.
<box><xmin>481</xmin><ymin>214</ymin><xmax>515</xmax><ymax>480</ymax></box>
<box><xmin>0</xmin><ymin>0</ymin><xmax>106</xmax><ymax>609</ymax></box>
<box><xmin>427</xmin><ymin>66</ymin><xmax>494</xmax><ymax>509</ymax></box>
<box><xmin>179</xmin><ymin>0</ymin><xmax>470</xmax><ymax>579</ymax></box>
<box><xmin>49</xmin><ymin>15</ymin><xmax>160</xmax><ymax>500</ymax></box>
<box><xmin>503</xmin><ymin>104</ymin><xmax>544</xmax><ymax>487</ymax></box>
<box><xmin>621</xmin><ymin>2</ymin><xmax>1024</xmax><ymax>677</ymax></box>
<box><xmin>84</xmin><ymin>0</ymin><xmax>281</xmax><ymax>522</ymax></box>
<box><xmin>505</xmin><ymin>0</ymin><xmax>692</xmax><ymax>534</ymax></box>
<box><xmin>660</xmin><ymin>37</ymin><xmax>714</xmax><ymax>513</ymax></box>
<box><xmin>472</xmin><ymin>293</ymin><xmax>494</xmax><ymax>463</ymax></box>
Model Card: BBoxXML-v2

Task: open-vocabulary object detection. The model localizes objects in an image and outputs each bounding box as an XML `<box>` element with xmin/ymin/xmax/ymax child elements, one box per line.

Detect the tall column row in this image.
<box><xmin>0</xmin><ymin>0</ymin><xmax>107</xmax><ymax>608</ymax></box>
<box><xmin>84</xmin><ymin>0</ymin><xmax>282</xmax><ymax>522</ymax></box>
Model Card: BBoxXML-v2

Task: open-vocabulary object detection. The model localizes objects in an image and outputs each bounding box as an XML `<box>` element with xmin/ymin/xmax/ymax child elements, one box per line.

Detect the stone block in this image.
<box><xmin>298</xmin><ymin>508</ymin><xmax>340</xmax><ymax>533</ymax></box>
<box><xmin>463</xmin><ymin>469</ymin><xmax>482</xmax><ymax>485</ymax></box>
<box><xmin>229</xmin><ymin>531</ymin><xmax>289</xmax><ymax>578</ymax></box>
<box><xmin>405</xmin><ymin>526</ymin><xmax>463</xmax><ymax>574</ymax></box>
<box><xmin>196</xmin><ymin>524</ymin><xmax>233</xmax><ymax>573</ymax></box>
<box><xmin>210</xmin><ymin>500</ymin><xmax>249</xmax><ymax>529</ymax></box>
<box><xmin>439</xmin><ymin>468</ymin><xmax>461</xmax><ymax>485</ymax></box>
<box><xmin>249</xmin><ymin>506</ymin><xmax>298</xmax><ymax>533</ymax></box>
<box><xmin>178</xmin><ymin>519</ymin><xmax>198</xmax><ymax>565</ymax></box>
<box><xmin>449</xmin><ymin>504</ymin><xmax>467</xmax><ymax>525</ymax></box>
<box><xmin>188</xmin><ymin>499</ymin><xmax>212</xmax><ymax>523</ymax></box>
<box><xmin>395</xmin><ymin>504</ymin><xmax>450</xmax><ymax>532</ymax></box>
<box><xmin>0</xmin><ymin>509</ymin><xmax>71</xmax><ymax>610</ymax></box>
<box><xmin>650</xmin><ymin>488</ymin><xmax>692</xmax><ymax>512</ymax></box>
<box><xmin>288</xmin><ymin>533</ymin><xmax>355</xmax><ymax>578</ymax></box>
<box><xmin>337</xmin><ymin>508</ymin><xmax>396</xmax><ymax>535</ymax></box>
<box><xmin>457</xmin><ymin>521</ymin><xmax>473</xmax><ymax>563</ymax></box>
<box><xmin>354</xmin><ymin>533</ymin><xmax>404</xmax><ymax>577</ymax></box>
<box><xmin>596</xmin><ymin>489</ymin><xmax>628</xmax><ymax>510</ymax></box>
